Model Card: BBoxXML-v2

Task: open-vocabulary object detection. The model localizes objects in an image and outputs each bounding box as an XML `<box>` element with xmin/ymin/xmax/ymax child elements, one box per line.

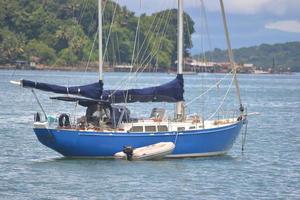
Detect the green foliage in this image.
<box><xmin>0</xmin><ymin>0</ymin><xmax>195</xmax><ymax>68</ymax></box>
<box><xmin>57</xmin><ymin>48</ymin><xmax>78</xmax><ymax>66</ymax></box>
<box><xmin>0</xmin><ymin>28</ymin><xmax>25</xmax><ymax>63</ymax></box>
<box><xmin>25</xmin><ymin>40</ymin><xmax>56</xmax><ymax>64</ymax></box>
<box><xmin>196</xmin><ymin>42</ymin><xmax>300</xmax><ymax>72</ymax></box>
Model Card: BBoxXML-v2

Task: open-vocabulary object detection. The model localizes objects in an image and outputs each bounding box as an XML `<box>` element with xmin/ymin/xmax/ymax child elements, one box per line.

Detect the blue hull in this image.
<box><xmin>33</xmin><ymin>121</ymin><xmax>243</xmax><ymax>158</ymax></box>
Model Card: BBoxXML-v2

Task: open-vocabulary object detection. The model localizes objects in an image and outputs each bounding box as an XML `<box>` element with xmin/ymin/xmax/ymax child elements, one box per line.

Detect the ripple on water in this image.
<box><xmin>0</xmin><ymin>70</ymin><xmax>299</xmax><ymax>199</ymax></box>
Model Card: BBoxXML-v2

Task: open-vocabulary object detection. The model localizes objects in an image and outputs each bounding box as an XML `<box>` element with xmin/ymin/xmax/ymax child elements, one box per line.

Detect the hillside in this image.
<box><xmin>196</xmin><ymin>42</ymin><xmax>300</xmax><ymax>72</ymax></box>
<box><xmin>0</xmin><ymin>0</ymin><xmax>194</xmax><ymax>69</ymax></box>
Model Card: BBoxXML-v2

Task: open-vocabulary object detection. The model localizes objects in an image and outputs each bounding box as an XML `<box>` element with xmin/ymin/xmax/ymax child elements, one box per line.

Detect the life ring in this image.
<box><xmin>58</xmin><ymin>113</ymin><xmax>70</xmax><ymax>127</ymax></box>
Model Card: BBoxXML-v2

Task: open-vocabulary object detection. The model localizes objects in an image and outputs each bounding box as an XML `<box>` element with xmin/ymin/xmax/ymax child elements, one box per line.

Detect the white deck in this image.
<box><xmin>35</xmin><ymin>115</ymin><xmax>238</xmax><ymax>133</ymax></box>
<box><xmin>118</xmin><ymin>117</ymin><xmax>238</xmax><ymax>133</ymax></box>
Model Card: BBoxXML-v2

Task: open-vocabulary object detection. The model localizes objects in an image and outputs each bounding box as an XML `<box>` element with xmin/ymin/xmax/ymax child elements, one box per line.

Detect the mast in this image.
<box><xmin>219</xmin><ymin>0</ymin><xmax>244</xmax><ymax>113</ymax></box>
<box><xmin>176</xmin><ymin>0</ymin><xmax>184</xmax><ymax>120</ymax></box>
<box><xmin>98</xmin><ymin>0</ymin><xmax>103</xmax><ymax>81</ymax></box>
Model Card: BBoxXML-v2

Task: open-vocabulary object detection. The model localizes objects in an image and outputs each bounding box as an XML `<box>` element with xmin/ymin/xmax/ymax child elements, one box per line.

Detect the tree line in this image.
<box><xmin>196</xmin><ymin>42</ymin><xmax>300</xmax><ymax>72</ymax></box>
<box><xmin>0</xmin><ymin>0</ymin><xmax>194</xmax><ymax>69</ymax></box>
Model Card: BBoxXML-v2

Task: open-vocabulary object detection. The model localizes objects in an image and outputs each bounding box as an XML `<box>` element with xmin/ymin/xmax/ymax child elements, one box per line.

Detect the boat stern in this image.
<box><xmin>33</xmin><ymin>122</ymin><xmax>60</xmax><ymax>153</ymax></box>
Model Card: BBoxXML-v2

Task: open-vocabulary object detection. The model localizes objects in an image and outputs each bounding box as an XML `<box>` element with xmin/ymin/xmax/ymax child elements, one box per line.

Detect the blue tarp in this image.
<box><xmin>21</xmin><ymin>74</ymin><xmax>184</xmax><ymax>103</ymax></box>
<box><xmin>22</xmin><ymin>80</ymin><xmax>103</xmax><ymax>100</ymax></box>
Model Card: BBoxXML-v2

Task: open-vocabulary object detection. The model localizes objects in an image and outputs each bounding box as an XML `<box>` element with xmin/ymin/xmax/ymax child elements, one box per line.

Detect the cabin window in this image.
<box><xmin>157</xmin><ymin>125</ymin><xmax>168</xmax><ymax>132</ymax></box>
<box><xmin>130</xmin><ymin>126</ymin><xmax>143</xmax><ymax>132</ymax></box>
<box><xmin>189</xmin><ymin>126</ymin><xmax>196</xmax><ymax>130</ymax></box>
<box><xmin>177</xmin><ymin>127</ymin><xmax>185</xmax><ymax>131</ymax></box>
<box><xmin>145</xmin><ymin>126</ymin><xmax>156</xmax><ymax>132</ymax></box>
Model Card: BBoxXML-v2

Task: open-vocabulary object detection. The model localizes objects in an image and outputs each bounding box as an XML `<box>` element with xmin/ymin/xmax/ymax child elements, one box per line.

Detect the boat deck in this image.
<box><xmin>34</xmin><ymin>117</ymin><xmax>239</xmax><ymax>133</ymax></box>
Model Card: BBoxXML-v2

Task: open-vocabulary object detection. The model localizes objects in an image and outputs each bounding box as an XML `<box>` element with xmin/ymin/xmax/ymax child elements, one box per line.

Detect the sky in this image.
<box><xmin>114</xmin><ymin>0</ymin><xmax>300</xmax><ymax>54</ymax></box>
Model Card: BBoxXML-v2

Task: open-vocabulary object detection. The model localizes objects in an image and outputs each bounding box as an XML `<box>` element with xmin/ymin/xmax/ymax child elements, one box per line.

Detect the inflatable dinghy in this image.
<box><xmin>114</xmin><ymin>142</ymin><xmax>175</xmax><ymax>161</ymax></box>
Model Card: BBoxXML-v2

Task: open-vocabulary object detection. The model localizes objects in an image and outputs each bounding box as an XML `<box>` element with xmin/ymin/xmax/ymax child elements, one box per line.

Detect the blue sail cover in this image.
<box><xmin>21</xmin><ymin>74</ymin><xmax>184</xmax><ymax>103</ymax></box>
<box><xmin>102</xmin><ymin>74</ymin><xmax>184</xmax><ymax>103</ymax></box>
<box><xmin>22</xmin><ymin>80</ymin><xmax>103</xmax><ymax>100</ymax></box>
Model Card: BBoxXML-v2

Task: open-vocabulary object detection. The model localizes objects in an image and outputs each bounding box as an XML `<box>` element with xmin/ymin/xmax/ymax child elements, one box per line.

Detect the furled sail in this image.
<box><xmin>21</xmin><ymin>79</ymin><xmax>103</xmax><ymax>100</ymax></box>
<box><xmin>20</xmin><ymin>74</ymin><xmax>184</xmax><ymax>103</ymax></box>
<box><xmin>102</xmin><ymin>74</ymin><xmax>184</xmax><ymax>103</ymax></box>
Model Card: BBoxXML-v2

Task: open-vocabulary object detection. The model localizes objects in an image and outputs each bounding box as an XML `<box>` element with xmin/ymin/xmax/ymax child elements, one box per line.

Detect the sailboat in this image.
<box><xmin>11</xmin><ymin>0</ymin><xmax>246</xmax><ymax>158</ymax></box>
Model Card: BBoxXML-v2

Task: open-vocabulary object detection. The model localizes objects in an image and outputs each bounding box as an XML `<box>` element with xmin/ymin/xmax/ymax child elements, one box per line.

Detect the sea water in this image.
<box><xmin>0</xmin><ymin>70</ymin><xmax>299</xmax><ymax>199</ymax></box>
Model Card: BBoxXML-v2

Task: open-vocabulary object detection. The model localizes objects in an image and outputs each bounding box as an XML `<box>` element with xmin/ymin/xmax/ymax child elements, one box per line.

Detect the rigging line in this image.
<box><xmin>242</xmin><ymin>108</ymin><xmax>248</xmax><ymax>152</ymax></box>
<box><xmin>194</xmin><ymin>0</ymin><xmax>202</xmax><ymax>64</ymax></box>
<box><xmin>100</xmin><ymin>0</ymin><xmax>117</xmax><ymax>76</ymax></box>
<box><xmin>109</xmin><ymin>7</ymin><xmax>163</xmax><ymax>95</ymax></box>
<box><xmin>108</xmin><ymin>45</ymin><xmax>163</xmax><ymax>99</ymax></box>
<box><xmin>102</xmin><ymin>0</ymin><xmax>118</xmax><ymax>64</ymax></box>
<box><xmin>174</xmin><ymin>130</ymin><xmax>180</xmax><ymax>146</ymax></box>
<box><xmin>133</xmin><ymin>28</ymin><xmax>172</xmax><ymax>80</ymax></box>
<box><xmin>206</xmin><ymin>75</ymin><xmax>234</xmax><ymax>121</ymax></box>
<box><xmin>200</xmin><ymin>0</ymin><xmax>221</xmax><ymax>119</ymax></box>
<box><xmin>128</xmin><ymin>0</ymin><xmax>144</xmax><ymax>79</ymax></box>
<box><xmin>132</xmin><ymin>9</ymin><xmax>159</xmax><ymax>66</ymax></box>
<box><xmin>31</xmin><ymin>89</ymin><xmax>48</xmax><ymax>120</ymax></box>
<box><xmin>137</xmin><ymin>13</ymin><xmax>164</xmax><ymax>65</ymax></box>
<box><xmin>77</xmin><ymin>0</ymin><xmax>89</xmax><ymax>25</ymax></box>
<box><xmin>200</xmin><ymin>2</ymin><xmax>205</xmax><ymax>61</ymax></box>
<box><xmin>72</xmin><ymin>100</ymin><xmax>79</xmax><ymax>126</ymax></box>
<box><xmin>136</xmin><ymin>8</ymin><xmax>169</xmax><ymax>68</ymax></box>
<box><xmin>82</xmin><ymin>0</ymin><xmax>107</xmax><ymax>79</ymax></box>
<box><xmin>107</xmin><ymin>25</ymin><xmax>136</xmax><ymax>91</ymax></box>
<box><xmin>125</xmin><ymin>0</ymin><xmax>142</xmax><ymax>106</ymax></box>
<box><xmin>219</xmin><ymin>0</ymin><xmax>243</xmax><ymax>112</ymax></box>
<box><xmin>200</xmin><ymin>0</ymin><xmax>213</xmax><ymax>57</ymax></box>
<box><xmin>184</xmin><ymin>13</ymin><xmax>192</xmax><ymax>55</ymax></box>
<box><xmin>118</xmin><ymin>0</ymin><xmax>172</xmax><ymax>89</ymax></box>
<box><xmin>86</xmin><ymin>3</ymin><xmax>98</xmax><ymax>37</ymax></box>
<box><xmin>10</xmin><ymin>67</ymin><xmax>18</xmax><ymax>79</ymax></box>
<box><xmin>130</xmin><ymin>0</ymin><xmax>142</xmax><ymax>66</ymax></box>
<box><xmin>111</xmin><ymin>31</ymin><xmax>116</xmax><ymax>66</ymax></box>
<box><xmin>183</xmin><ymin>7</ymin><xmax>194</xmax><ymax>72</ymax></box>
<box><xmin>83</xmin><ymin>29</ymin><xmax>98</xmax><ymax>74</ymax></box>
<box><xmin>185</xmin><ymin>70</ymin><xmax>233</xmax><ymax>107</ymax></box>
<box><xmin>106</xmin><ymin>5</ymin><xmax>148</xmax><ymax>95</ymax></box>
<box><xmin>125</xmin><ymin>7</ymin><xmax>173</xmax><ymax>83</ymax></box>
<box><xmin>110</xmin><ymin>1</ymin><xmax>172</xmax><ymax>96</ymax></box>
<box><xmin>107</xmin><ymin>1</ymin><xmax>157</xmax><ymax>92</ymax></box>
<box><xmin>115</xmin><ymin>30</ymin><xmax>121</xmax><ymax>64</ymax></box>
<box><xmin>137</xmin><ymin>10</ymin><xmax>172</xmax><ymax>72</ymax></box>
<box><xmin>199</xmin><ymin>0</ymin><xmax>206</xmax><ymax>120</ymax></box>
<box><xmin>69</xmin><ymin>0</ymin><xmax>88</xmax><ymax>48</ymax></box>
<box><xmin>136</xmin><ymin>3</ymin><xmax>141</xmax><ymax>65</ymax></box>
<box><xmin>135</xmin><ymin>5</ymin><xmax>173</xmax><ymax>70</ymax></box>
<box><xmin>133</xmin><ymin>18</ymin><xmax>160</xmax><ymax>67</ymax></box>
<box><xmin>136</xmin><ymin>8</ymin><xmax>173</xmax><ymax>70</ymax></box>
<box><xmin>197</xmin><ymin>0</ymin><xmax>206</xmax><ymax>61</ymax></box>
<box><xmin>50</xmin><ymin>0</ymin><xmax>91</xmax><ymax>70</ymax></box>
<box><xmin>151</xmin><ymin>7</ymin><xmax>174</xmax><ymax>72</ymax></box>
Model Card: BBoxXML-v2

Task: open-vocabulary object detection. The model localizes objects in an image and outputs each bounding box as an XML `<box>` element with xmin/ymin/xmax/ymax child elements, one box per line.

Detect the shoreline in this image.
<box><xmin>0</xmin><ymin>65</ymin><xmax>294</xmax><ymax>75</ymax></box>
<box><xmin>0</xmin><ymin>64</ymin><xmax>105</xmax><ymax>72</ymax></box>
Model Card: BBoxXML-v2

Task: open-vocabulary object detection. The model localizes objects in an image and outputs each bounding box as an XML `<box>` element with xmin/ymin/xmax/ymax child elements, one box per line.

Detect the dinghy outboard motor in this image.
<box><xmin>123</xmin><ymin>146</ymin><xmax>134</xmax><ymax>161</ymax></box>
